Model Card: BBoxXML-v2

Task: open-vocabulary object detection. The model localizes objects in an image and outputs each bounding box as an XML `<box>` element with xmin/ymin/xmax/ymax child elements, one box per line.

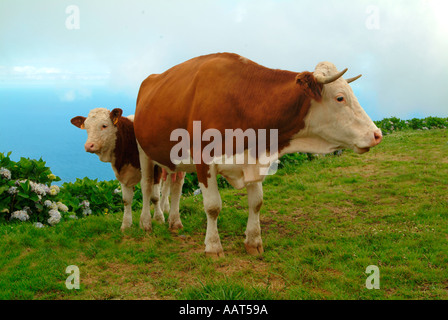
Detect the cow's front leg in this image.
<box><xmin>198</xmin><ymin>165</ymin><xmax>223</xmax><ymax>258</ymax></box>
<box><xmin>138</xmin><ymin>144</ymin><xmax>153</xmax><ymax>232</ymax></box>
<box><xmin>168</xmin><ymin>172</ymin><xmax>184</xmax><ymax>230</ymax></box>
<box><xmin>245</xmin><ymin>181</ymin><xmax>264</xmax><ymax>255</ymax></box>
<box><xmin>120</xmin><ymin>183</ymin><xmax>134</xmax><ymax>231</ymax></box>
<box><xmin>152</xmin><ymin>181</ymin><xmax>165</xmax><ymax>223</ymax></box>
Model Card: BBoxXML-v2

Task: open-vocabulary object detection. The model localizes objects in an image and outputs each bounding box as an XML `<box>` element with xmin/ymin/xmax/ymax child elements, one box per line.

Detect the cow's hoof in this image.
<box><xmin>169</xmin><ymin>220</ymin><xmax>183</xmax><ymax>230</ymax></box>
<box><xmin>244</xmin><ymin>243</ymin><xmax>264</xmax><ymax>255</ymax></box>
<box><xmin>205</xmin><ymin>250</ymin><xmax>225</xmax><ymax>259</ymax></box>
<box><xmin>120</xmin><ymin>224</ymin><xmax>131</xmax><ymax>232</ymax></box>
<box><xmin>153</xmin><ymin>214</ymin><xmax>165</xmax><ymax>224</ymax></box>
<box><xmin>139</xmin><ymin>221</ymin><xmax>152</xmax><ymax>232</ymax></box>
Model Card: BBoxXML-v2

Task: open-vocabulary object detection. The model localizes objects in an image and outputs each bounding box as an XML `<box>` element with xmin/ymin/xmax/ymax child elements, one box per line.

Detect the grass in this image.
<box><xmin>1</xmin><ymin>129</ymin><xmax>447</xmax><ymax>300</ymax></box>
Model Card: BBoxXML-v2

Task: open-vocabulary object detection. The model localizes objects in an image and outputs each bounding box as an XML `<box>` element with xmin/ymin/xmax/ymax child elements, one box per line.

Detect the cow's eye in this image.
<box><xmin>336</xmin><ymin>96</ymin><xmax>345</xmax><ymax>102</ymax></box>
<box><xmin>102</xmin><ymin>125</ymin><xmax>108</xmax><ymax>129</ymax></box>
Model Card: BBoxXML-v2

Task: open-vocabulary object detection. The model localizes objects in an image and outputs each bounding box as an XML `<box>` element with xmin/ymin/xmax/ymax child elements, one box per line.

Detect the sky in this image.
<box><xmin>0</xmin><ymin>0</ymin><xmax>447</xmax><ymax>182</ymax></box>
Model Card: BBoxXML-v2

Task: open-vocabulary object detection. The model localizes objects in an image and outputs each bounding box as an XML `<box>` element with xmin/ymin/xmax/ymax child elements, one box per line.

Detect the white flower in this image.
<box><xmin>30</xmin><ymin>181</ymin><xmax>47</xmax><ymax>196</ymax></box>
<box><xmin>8</xmin><ymin>186</ymin><xmax>18</xmax><ymax>195</ymax></box>
<box><xmin>81</xmin><ymin>200</ymin><xmax>90</xmax><ymax>208</ymax></box>
<box><xmin>45</xmin><ymin>200</ymin><xmax>58</xmax><ymax>210</ymax></box>
<box><xmin>0</xmin><ymin>167</ymin><xmax>11</xmax><ymax>180</ymax></box>
<box><xmin>68</xmin><ymin>215</ymin><xmax>78</xmax><ymax>220</ymax></box>
<box><xmin>48</xmin><ymin>216</ymin><xmax>60</xmax><ymax>225</ymax></box>
<box><xmin>82</xmin><ymin>208</ymin><xmax>92</xmax><ymax>216</ymax></box>
<box><xmin>193</xmin><ymin>188</ymin><xmax>202</xmax><ymax>196</ymax></box>
<box><xmin>48</xmin><ymin>209</ymin><xmax>61</xmax><ymax>225</ymax></box>
<box><xmin>49</xmin><ymin>185</ymin><xmax>60</xmax><ymax>196</ymax></box>
<box><xmin>11</xmin><ymin>210</ymin><xmax>30</xmax><ymax>222</ymax></box>
<box><xmin>33</xmin><ymin>222</ymin><xmax>45</xmax><ymax>228</ymax></box>
<box><xmin>114</xmin><ymin>188</ymin><xmax>121</xmax><ymax>194</ymax></box>
<box><xmin>57</xmin><ymin>202</ymin><xmax>68</xmax><ymax>212</ymax></box>
<box><xmin>15</xmin><ymin>179</ymin><xmax>27</xmax><ymax>186</ymax></box>
<box><xmin>49</xmin><ymin>209</ymin><xmax>61</xmax><ymax>218</ymax></box>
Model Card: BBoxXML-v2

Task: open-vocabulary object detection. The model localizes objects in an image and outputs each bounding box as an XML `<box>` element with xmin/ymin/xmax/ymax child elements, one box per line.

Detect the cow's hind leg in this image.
<box><xmin>161</xmin><ymin>178</ymin><xmax>171</xmax><ymax>213</ymax></box>
<box><xmin>138</xmin><ymin>144</ymin><xmax>153</xmax><ymax>232</ymax></box>
<box><xmin>168</xmin><ymin>172</ymin><xmax>184</xmax><ymax>230</ymax></box>
<box><xmin>245</xmin><ymin>181</ymin><xmax>264</xmax><ymax>255</ymax></box>
<box><xmin>198</xmin><ymin>166</ymin><xmax>224</xmax><ymax>258</ymax></box>
<box><xmin>120</xmin><ymin>183</ymin><xmax>134</xmax><ymax>231</ymax></box>
<box><xmin>152</xmin><ymin>181</ymin><xmax>165</xmax><ymax>223</ymax></box>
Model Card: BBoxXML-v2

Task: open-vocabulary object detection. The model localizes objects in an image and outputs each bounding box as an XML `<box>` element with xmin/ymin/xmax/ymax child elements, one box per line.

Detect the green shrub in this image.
<box><xmin>374</xmin><ymin>116</ymin><xmax>448</xmax><ymax>135</ymax></box>
<box><xmin>182</xmin><ymin>172</ymin><xmax>231</xmax><ymax>195</ymax></box>
<box><xmin>0</xmin><ymin>152</ymin><xmax>65</xmax><ymax>226</ymax></box>
<box><xmin>58</xmin><ymin>177</ymin><xmax>125</xmax><ymax>218</ymax></box>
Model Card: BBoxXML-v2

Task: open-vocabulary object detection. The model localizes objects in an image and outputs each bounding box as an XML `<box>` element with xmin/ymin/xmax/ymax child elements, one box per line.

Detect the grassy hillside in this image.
<box><xmin>0</xmin><ymin>129</ymin><xmax>447</xmax><ymax>300</ymax></box>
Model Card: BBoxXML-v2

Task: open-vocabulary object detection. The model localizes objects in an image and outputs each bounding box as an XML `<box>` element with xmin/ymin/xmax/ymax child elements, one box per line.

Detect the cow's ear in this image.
<box><xmin>71</xmin><ymin>116</ymin><xmax>86</xmax><ymax>129</ymax></box>
<box><xmin>295</xmin><ymin>72</ymin><xmax>323</xmax><ymax>101</ymax></box>
<box><xmin>110</xmin><ymin>108</ymin><xmax>123</xmax><ymax>126</ymax></box>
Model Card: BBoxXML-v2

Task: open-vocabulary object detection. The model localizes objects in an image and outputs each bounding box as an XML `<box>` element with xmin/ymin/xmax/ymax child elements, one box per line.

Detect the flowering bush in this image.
<box><xmin>58</xmin><ymin>177</ymin><xmax>126</xmax><ymax>218</ymax></box>
<box><xmin>374</xmin><ymin>116</ymin><xmax>448</xmax><ymax>135</ymax></box>
<box><xmin>0</xmin><ymin>151</ymin><xmax>67</xmax><ymax>226</ymax></box>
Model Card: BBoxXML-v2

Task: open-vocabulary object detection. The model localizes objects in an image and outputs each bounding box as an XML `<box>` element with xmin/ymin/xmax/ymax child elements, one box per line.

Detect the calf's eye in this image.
<box><xmin>102</xmin><ymin>125</ymin><xmax>108</xmax><ymax>129</ymax></box>
<box><xmin>336</xmin><ymin>96</ymin><xmax>345</xmax><ymax>102</ymax></box>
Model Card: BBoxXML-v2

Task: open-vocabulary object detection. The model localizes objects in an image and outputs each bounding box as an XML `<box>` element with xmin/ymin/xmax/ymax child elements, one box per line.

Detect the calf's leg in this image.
<box><xmin>120</xmin><ymin>183</ymin><xmax>134</xmax><ymax>231</ymax></box>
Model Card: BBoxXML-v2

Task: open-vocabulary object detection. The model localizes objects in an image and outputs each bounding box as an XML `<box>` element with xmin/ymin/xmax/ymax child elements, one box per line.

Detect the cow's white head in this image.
<box><xmin>70</xmin><ymin>108</ymin><xmax>123</xmax><ymax>163</ymax></box>
<box><xmin>295</xmin><ymin>62</ymin><xmax>382</xmax><ymax>154</ymax></box>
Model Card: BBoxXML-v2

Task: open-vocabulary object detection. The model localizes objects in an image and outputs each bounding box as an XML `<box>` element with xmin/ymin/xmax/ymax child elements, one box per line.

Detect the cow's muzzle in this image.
<box><xmin>354</xmin><ymin>129</ymin><xmax>382</xmax><ymax>154</ymax></box>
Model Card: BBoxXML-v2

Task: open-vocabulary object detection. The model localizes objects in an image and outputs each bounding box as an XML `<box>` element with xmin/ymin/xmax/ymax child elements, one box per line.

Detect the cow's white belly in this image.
<box><xmin>158</xmin><ymin>150</ymin><xmax>278</xmax><ymax>190</ymax></box>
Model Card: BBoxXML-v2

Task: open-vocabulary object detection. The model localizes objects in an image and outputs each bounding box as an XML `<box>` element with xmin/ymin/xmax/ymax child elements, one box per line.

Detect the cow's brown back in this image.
<box><xmin>134</xmin><ymin>52</ymin><xmax>317</xmax><ymax>170</ymax></box>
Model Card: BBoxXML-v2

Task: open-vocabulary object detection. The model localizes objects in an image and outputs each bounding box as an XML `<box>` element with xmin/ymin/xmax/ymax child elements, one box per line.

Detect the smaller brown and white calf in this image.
<box><xmin>71</xmin><ymin>108</ymin><xmax>184</xmax><ymax>231</ymax></box>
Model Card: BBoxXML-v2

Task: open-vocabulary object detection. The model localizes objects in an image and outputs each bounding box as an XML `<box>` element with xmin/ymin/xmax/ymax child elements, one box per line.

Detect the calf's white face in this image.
<box><xmin>71</xmin><ymin>108</ymin><xmax>122</xmax><ymax>163</ymax></box>
<box><xmin>305</xmin><ymin>62</ymin><xmax>382</xmax><ymax>154</ymax></box>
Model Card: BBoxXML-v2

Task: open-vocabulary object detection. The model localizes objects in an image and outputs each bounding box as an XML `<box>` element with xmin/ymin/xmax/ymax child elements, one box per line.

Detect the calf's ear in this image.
<box><xmin>71</xmin><ymin>116</ymin><xmax>86</xmax><ymax>129</ymax></box>
<box><xmin>110</xmin><ymin>108</ymin><xmax>123</xmax><ymax>126</ymax></box>
<box><xmin>295</xmin><ymin>72</ymin><xmax>323</xmax><ymax>102</ymax></box>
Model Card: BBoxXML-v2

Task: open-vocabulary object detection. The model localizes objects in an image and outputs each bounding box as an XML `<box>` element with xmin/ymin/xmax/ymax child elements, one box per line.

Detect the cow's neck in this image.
<box><xmin>112</xmin><ymin>117</ymin><xmax>141</xmax><ymax>174</ymax></box>
<box><xmin>98</xmin><ymin>146</ymin><xmax>115</xmax><ymax>163</ymax></box>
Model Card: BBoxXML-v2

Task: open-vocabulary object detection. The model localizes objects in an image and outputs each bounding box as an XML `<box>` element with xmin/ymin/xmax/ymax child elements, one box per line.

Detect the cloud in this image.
<box><xmin>1</xmin><ymin>0</ymin><xmax>447</xmax><ymax>118</ymax></box>
<box><xmin>59</xmin><ymin>88</ymin><xmax>92</xmax><ymax>102</ymax></box>
<box><xmin>0</xmin><ymin>65</ymin><xmax>109</xmax><ymax>85</ymax></box>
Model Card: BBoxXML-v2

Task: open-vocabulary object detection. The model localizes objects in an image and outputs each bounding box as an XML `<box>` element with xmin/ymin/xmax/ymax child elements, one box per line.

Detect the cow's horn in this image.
<box><xmin>346</xmin><ymin>74</ymin><xmax>362</xmax><ymax>83</ymax></box>
<box><xmin>315</xmin><ymin>68</ymin><xmax>348</xmax><ymax>84</ymax></box>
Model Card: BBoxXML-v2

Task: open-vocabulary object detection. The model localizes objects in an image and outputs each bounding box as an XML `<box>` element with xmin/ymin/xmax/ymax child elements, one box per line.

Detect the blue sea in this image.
<box><xmin>0</xmin><ymin>86</ymin><xmax>138</xmax><ymax>185</ymax></box>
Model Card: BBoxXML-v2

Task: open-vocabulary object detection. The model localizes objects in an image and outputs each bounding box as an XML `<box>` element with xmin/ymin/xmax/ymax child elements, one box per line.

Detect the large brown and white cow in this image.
<box><xmin>70</xmin><ymin>108</ymin><xmax>184</xmax><ymax>231</ymax></box>
<box><xmin>134</xmin><ymin>52</ymin><xmax>382</xmax><ymax>257</ymax></box>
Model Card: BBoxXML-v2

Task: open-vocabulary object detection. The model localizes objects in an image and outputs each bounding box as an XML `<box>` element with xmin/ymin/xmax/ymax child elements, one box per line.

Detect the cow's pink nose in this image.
<box><xmin>373</xmin><ymin>130</ymin><xmax>382</xmax><ymax>145</ymax></box>
<box><xmin>85</xmin><ymin>142</ymin><xmax>95</xmax><ymax>152</ymax></box>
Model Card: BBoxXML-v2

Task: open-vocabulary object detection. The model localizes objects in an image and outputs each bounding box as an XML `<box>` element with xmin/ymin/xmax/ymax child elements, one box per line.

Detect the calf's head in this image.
<box><xmin>70</xmin><ymin>108</ymin><xmax>123</xmax><ymax>162</ymax></box>
<box><xmin>296</xmin><ymin>62</ymin><xmax>382</xmax><ymax>154</ymax></box>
